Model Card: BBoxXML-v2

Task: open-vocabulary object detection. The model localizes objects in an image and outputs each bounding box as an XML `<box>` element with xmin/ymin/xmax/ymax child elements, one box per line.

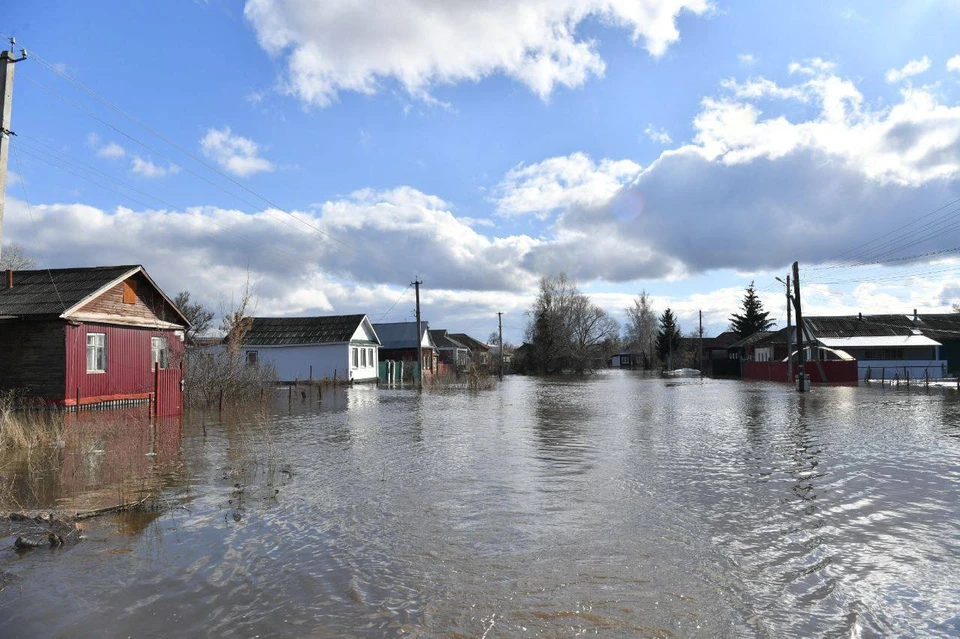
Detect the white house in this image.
<box><xmin>239</xmin><ymin>315</ymin><xmax>381</xmax><ymax>383</ymax></box>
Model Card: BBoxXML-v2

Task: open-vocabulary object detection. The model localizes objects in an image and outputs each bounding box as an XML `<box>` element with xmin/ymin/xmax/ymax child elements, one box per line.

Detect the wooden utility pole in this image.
<box><xmin>497</xmin><ymin>311</ymin><xmax>504</xmax><ymax>381</ymax></box>
<box><xmin>785</xmin><ymin>274</ymin><xmax>793</xmax><ymax>383</ymax></box>
<box><xmin>0</xmin><ymin>38</ymin><xmax>28</xmax><ymax>263</ymax></box>
<box><xmin>698</xmin><ymin>309</ymin><xmax>703</xmax><ymax>375</ymax></box>
<box><xmin>413</xmin><ymin>278</ymin><xmax>423</xmax><ymax>391</ymax></box>
<box><xmin>791</xmin><ymin>262</ymin><xmax>808</xmax><ymax>392</ymax></box>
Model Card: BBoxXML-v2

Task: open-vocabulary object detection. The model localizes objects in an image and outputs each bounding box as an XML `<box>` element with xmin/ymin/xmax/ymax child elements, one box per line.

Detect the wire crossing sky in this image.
<box><xmin>5</xmin><ymin>1</ymin><xmax>960</xmax><ymax>341</ymax></box>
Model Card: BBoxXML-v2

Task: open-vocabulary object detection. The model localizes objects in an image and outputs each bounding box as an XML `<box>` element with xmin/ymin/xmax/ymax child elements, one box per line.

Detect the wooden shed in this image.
<box><xmin>0</xmin><ymin>265</ymin><xmax>190</xmax><ymax>414</ymax></box>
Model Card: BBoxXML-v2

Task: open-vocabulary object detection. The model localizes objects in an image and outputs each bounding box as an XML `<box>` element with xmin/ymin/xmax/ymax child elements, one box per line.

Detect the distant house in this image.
<box><xmin>448</xmin><ymin>333</ymin><xmax>490</xmax><ymax>365</ymax></box>
<box><xmin>610</xmin><ymin>352</ymin><xmax>644</xmax><ymax>369</ymax></box>
<box><xmin>373</xmin><ymin>321</ymin><xmax>438</xmax><ymax>376</ymax></box>
<box><xmin>0</xmin><ymin>265</ymin><xmax>189</xmax><ymax>414</ymax></box>
<box><xmin>234</xmin><ymin>315</ymin><xmax>380</xmax><ymax>383</ymax></box>
<box><xmin>430</xmin><ymin>329</ymin><xmax>469</xmax><ymax>371</ymax></box>
<box><xmin>701</xmin><ymin>330</ymin><xmax>740</xmax><ymax>376</ymax></box>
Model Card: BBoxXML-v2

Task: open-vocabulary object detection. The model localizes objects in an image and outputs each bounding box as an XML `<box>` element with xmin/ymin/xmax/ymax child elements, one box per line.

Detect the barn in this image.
<box><xmin>0</xmin><ymin>265</ymin><xmax>190</xmax><ymax>414</ymax></box>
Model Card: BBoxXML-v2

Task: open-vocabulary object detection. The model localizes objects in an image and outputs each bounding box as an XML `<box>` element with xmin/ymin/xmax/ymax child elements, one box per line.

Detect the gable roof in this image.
<box><xmin>727</xmin><ymin>330</ymin><xmax>774</xmax><ymax>350</ymax></box>
<box><xmin>804</xmin><ymin>313</ymin><xmax>960</xmax><ymax>341</ymax></box>
<box><xmin>372</xmin><ymin>321</ymin><xmax>433</xmax><ymax>350</ymax></box>
<box><xmin>430</xmin><ymin>329</ymin><xmax>468</xmax><ymax>350</ymax></box>
<box><xmin>449</xmin><ymin>333</ymin><xmax>490</xmax><ymax>352</ymax></box>
<box><xmin>702</xmin><ymin>330</ymin><xmax>740</xmax><ymax>349</ymax></box>
<box><xmin>240</xmin><ymin>315</ymin><xmax>373</xmax><ymax>346</ymax></box>
<box><xmin>0</xmin><ymin>265</ymin><xmax>190</xmax><ymax>327</ymax></box>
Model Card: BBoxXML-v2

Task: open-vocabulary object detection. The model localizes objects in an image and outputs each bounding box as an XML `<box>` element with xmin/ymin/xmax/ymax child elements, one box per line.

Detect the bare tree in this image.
<box><xmin>524</xmin><ymin>273</ymin><xmax>618</xmax><ymax>375</ymax></box>
<box><xmin>0</xmin><ymin>243</ymin><xmax>36</xmax><ymax>270</ymax></box>
<box><xmin>173</xmin><ymin>291</ymin><xmax>215</xmax><ymax>345</ymax></box>
<box><xmin>220</xmin><ymin>275</ymin><xmax>255</xmax><ymax>356</ymax></box>
<box><xmin>624</xmin><ymin>290</ymin><xmax>657</xmax><ymax>368</ymax></box>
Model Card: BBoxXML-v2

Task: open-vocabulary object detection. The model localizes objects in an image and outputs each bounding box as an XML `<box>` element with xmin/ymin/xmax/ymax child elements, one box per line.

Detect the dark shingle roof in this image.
<box><xmin>0</xmin><ymin>265</ymin><xmax>139</xmax><ymax>317</ymax></box>
<box><xmin>371</xmin><ymin>321</ymin><xmax>431</xmax><ymax>350</ymax></box>
<box><xmin>449</xmin><ymin>333</ymin><xmax>489</xmax><ymax>352</ymax></box>
<box><xmin>702</xmin><ymin>330</ymin><xmax>740</xmax><ymax>349</ymax></box>
<box><xmin>727</xmin><ymin>330</ymin><xmax>774</xmax><ymax>350</ymax></box>
<box><xmin>429</xmin><ymin>329</ymin><xmax>467</xmax><ymax>350</ymax></box>
<box><xmin>241</xmin><ymin>315</ymin><xmax>369</xmax><ymax>346</ymax></box>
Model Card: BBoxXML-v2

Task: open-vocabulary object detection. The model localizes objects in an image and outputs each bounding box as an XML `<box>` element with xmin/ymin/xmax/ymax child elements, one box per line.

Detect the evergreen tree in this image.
<box><xmin>655</xmin><ymin>308</ymin><xmax>682</xmax><ymax>366</ymax></box>
<box><xmin>729</xmin><ymin>281</ymin><xmax>775</xmax><ymax>337</ymax></box>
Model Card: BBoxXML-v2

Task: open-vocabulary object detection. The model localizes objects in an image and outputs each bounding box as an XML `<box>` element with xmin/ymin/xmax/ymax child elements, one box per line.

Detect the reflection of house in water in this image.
<box><xmin>1</xmin><ymin>408</ymin><xmax>183</xmax><ymax>512</ymax></box>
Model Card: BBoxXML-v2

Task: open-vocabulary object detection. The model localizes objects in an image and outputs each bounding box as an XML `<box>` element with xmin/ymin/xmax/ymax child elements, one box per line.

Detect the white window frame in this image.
<box><xmin>352</xmin><ymin>347</ymin><xmax>359</xmax><ymax>369</ymax></box>
<box><xmin>368</xmin><ymin>347</ymin><xmax>374</xmax><ymax>368</ymax></box>
<box><xmin>151</xmin><ymin>336</ymin><xmax>169</xmax><ymax>370</ymax></box>
<box><xmin>86</xmin><ymin>333</ymin><xmax>106</xmax><ymax>373</ymax></box>
<box><xmin>361</xmin><ymin>347</ymin><xmax>367</xmax><ymax>368</ymax></box>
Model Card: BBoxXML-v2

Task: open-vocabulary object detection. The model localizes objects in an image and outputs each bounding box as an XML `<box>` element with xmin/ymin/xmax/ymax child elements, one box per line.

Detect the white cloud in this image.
<box><xmin>496</xmin><ymin>152</ymin><xmax>641</xmax><ymax>218</ymax></box>
<box><xmin>644</xmin><ymin>124</ymin><xmax>673</xmax><ymax>145</ymax></box>
<box><xmin>97</xmin><ymin>142</ymin><xmax>126</xmax><ymax>160</ymax></box>
<box><xmin>200</xmin><ymin>126</ymin><xmax>275</xmax><ymax>177</ymax></box>
<box><xmin>737</xmin><ymin>53</ymin><xmax>755</xmax><ymax>65</ymax></box>
<box><xmin>243</xmin><ymin>0</ymin><xmax>712</xmax><ymax>106</ymax></box>
<box><xmin>86</xmin><ymin>133</ymin><xmax>126</xmax><ymax>159</ymax></box>
<box><xmin>885</xmin><ymin>56</ymin><xmax>931</xmax><ymax>83</ymax></box>
<box><xmin>947</xmin><ymin>55</ymin><xmax>960</xmax><ymax>73</ymax></box>
<box><xmin>131</xmin><ymin>156</ymin><xmax>179</xmax><ymax>178</ymax></box>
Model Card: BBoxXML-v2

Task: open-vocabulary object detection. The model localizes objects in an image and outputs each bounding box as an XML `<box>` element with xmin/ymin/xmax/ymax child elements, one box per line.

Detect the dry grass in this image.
<box><xmin>0</xmin><ymin>392</ymin><xmax>65</xmax><ymax>452</ymax></box>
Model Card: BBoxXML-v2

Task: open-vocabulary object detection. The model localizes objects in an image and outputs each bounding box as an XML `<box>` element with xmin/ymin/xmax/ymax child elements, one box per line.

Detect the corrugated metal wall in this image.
<box><xmin>64</xmin><ymin>324</ymin><xmax>185</xmax><ymax>408</ymax></box>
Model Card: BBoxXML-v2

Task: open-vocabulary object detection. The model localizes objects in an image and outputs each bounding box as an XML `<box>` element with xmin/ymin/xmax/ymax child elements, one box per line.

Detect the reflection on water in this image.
<box><xmin>0</xmin><ymin>373</ymin><xmax>959</xmax><ymax>637</ymax></box>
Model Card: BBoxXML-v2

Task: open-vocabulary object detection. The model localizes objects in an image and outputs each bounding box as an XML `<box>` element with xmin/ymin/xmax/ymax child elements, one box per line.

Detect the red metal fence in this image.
<box><xmin>742</xmin><ymin>360</ymin><xmax>859</xmax><ymax>384</ymax></box>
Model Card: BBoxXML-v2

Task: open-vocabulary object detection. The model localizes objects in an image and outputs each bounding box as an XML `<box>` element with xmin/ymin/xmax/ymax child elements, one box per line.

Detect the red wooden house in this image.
<box><xmin>0</xmin><ymin>265</ymin><xmax>190</xmax><ymax>414</ymax></box>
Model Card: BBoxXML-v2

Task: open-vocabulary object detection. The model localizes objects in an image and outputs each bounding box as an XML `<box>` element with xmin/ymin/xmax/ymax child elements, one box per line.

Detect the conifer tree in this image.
<box><xmin>656</xmin><ymin>308</ymin><xmax>682</xmax><ymax>365</ymax></box>
<box><xmin>729</xmin><ymin>281</ymin><xmax>775</xmax><ymax>337</ymax></box>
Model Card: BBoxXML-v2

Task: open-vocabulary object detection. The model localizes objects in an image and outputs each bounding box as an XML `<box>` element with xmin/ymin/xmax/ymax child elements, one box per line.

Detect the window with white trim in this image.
<box><xmin>368</xmin><ymin>348</ymin><xmax>374</xmax><ymax>368</ymax></box>
<box><xmin>361</xmin><ymin>347</ymin><xmax>367</xmax><ymax>368</ymax></box>
<box><xmin>86</xmin><ymin>333</ymin><xmax>106</xmax><ymax>373</ymax></box>
<box><xmin>352</xmin><ymin>347</ymin><xmax>359</xmax><ymax>368</ymax></box>
<box><xmin>246</xmin><ymin>351</ymin><xmax>259</xmax><ymax>367</ymax></box>
<box><xmin>151</xmin><ymin>336</ymin><xmax>169</xmax><ymax>370</ymax></box>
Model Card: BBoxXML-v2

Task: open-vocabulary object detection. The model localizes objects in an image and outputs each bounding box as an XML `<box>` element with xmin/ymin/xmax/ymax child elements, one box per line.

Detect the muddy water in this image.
<box><xmin>1</xmin><ymin>372</ymin><xmax>959</xmax><ymax>637</ymax></box>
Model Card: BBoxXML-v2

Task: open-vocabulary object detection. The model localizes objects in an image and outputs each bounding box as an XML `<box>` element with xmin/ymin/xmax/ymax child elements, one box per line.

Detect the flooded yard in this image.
<box><xmin>1</xmin><ymin>372</ymin><xmax>959</xmax><ymax>637</ymax></box>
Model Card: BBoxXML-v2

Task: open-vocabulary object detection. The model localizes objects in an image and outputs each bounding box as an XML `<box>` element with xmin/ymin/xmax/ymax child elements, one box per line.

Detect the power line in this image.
<box><xmin>9</xmin><ymin>142</ymin><xmax>66</xmax><ymax>311</ymax></box>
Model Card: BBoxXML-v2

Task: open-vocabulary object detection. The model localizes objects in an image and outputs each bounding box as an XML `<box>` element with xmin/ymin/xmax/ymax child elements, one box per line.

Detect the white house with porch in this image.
<box><xmin>236</xmin><ymin>314</ymin><xmax>381</xmax><ymax>383</ymax></box>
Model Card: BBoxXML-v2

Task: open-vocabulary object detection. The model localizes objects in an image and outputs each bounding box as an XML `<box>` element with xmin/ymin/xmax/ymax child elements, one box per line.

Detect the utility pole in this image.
<box><xmin>0</xmin><ymin>38</ymin><xmax>28</xmax><ymax>263</ymax></box>
<box><xmin>497</xmin><ymin>311</ymin><xmax>504</xmax><ymax>381</ymax></box>
<box><xmin>413</xmin><ymin>278</ymin><xmax>423</xmax><ymax>391</ymax></box>
<box><xmin>698</xmin><ymin>309</ymin><xmax>703</xmax><ymax>375</ymax></box>
<box><xmin>791</xmin><ymin>262</ymin><xmax>808</xmax><ymax>392</ymax></box>
<box><xmin>777</xmin><ymin>274</ymin><xmax>793</xmax><ymax>383</ymax></box>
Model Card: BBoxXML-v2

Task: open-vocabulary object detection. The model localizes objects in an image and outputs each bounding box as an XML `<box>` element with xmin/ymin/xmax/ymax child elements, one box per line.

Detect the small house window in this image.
<box><xmin>352</xmin><ymin>347</ymin><xmax>359</xmax><ymax>368</ymax></box>
<box><xmin>151</xmin><ymin>337</ymin><xmax>169</xmax><ymax>370</ymax></box>
<box><xmin>123</xmin><ymin>280</ymin><xmax>138</xmax><ymax>304</ymax></box>
<box><xmin>368</xmin><ymin>348</ymin><xmax>374</xmax><ymax>367</ymax></box>
<box><xmin>246</xmin><ymin>351</ymin><xmax>259</xmax><ymax>367</ymax></box>
<box><xmin>361</xmin><ymin>348</ymin><xmax>367</xmax><ymax>367</ymax></box>
<box><xmin>86</xmin><ymin>333</ymin><xmax>106</xmax><ymax>373</ymax></box>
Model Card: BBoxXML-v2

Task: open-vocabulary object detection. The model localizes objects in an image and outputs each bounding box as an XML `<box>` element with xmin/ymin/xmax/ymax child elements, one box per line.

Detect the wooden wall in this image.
<box><xmin>77</xmin><ymin>273</ymin><xmax>180</xmax><ymax>325</ymax></box>
<box><xmin>0</xmin><ymin>319</ymin><xmax>66</xmax><ymax>399</ymax></box>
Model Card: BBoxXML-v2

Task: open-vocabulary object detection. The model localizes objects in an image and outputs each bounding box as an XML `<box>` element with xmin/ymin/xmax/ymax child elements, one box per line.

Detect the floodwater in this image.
<box><xmin>1</xmin><ymin>372</ymin><xmax>959</xmax><ymax>637</ymax></box>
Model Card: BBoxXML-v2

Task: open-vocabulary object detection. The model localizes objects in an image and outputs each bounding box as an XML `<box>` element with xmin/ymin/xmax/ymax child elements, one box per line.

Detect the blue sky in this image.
<box><xmin>5</xmin><ymin>1</ymin><xmax>960</xmax><ymax>341</ymax></box>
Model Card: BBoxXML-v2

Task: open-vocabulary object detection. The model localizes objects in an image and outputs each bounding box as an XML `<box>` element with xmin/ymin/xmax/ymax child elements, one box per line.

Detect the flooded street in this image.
<box><xmin>1</xmin><ymin>372</ymin><xmax>959</xmax><ymax>637</ymax></box>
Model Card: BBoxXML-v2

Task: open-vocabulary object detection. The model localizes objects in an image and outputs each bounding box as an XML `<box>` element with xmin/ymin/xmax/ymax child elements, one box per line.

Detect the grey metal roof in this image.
<box><xmin>430</xmin><ymin>329</ymin><xmax>467</xmax><ymax>350</ymax></box>
<box><xmin>727</xmin><ymin>330</ymin><xmax>774</xmax><ymax>350</ymax></box>
<box><xmin>0</xmin><ymin>265</ymin><xmax>139</xmax><ymax>317</ymax></box>
<box><xmin>241</xmin><ymin>315</ymin><xmax>370</xmax><ymax>346</ymax></box>
<box><xmin>448</xmin><ymin>333</ymin><xmax>489</xmax><ymax>352</ymax></box>
<box><xmin>803</xmin><ymin>315</ymin><xmax>913</xmax><ymax>339</ymax></box>
<box><xmin>372</xmin><ymin>321</ymin><xmax>431</xmax><ymax>350</ymax></box>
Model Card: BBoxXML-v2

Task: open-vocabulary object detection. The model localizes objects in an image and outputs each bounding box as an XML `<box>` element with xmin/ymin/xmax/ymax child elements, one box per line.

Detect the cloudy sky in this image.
<box><xmin>5</xmin><ymin>1</ymin><xmax>960</xmax><ymax>341</ymax></box>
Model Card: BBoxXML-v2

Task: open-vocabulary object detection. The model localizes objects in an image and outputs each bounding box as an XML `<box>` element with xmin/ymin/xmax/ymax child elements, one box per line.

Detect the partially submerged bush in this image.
<box><xmin>184</xmin><ymin>350</ymin><xmax>278</xmax><ymax>408</ymax></box>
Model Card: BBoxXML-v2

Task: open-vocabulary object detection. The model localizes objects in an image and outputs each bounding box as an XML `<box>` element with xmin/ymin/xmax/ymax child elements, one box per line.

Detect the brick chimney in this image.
<box><xmin>914</xmin><ymin>308</ymin><xmax>918</xmax><ymax>322</ymax></box>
